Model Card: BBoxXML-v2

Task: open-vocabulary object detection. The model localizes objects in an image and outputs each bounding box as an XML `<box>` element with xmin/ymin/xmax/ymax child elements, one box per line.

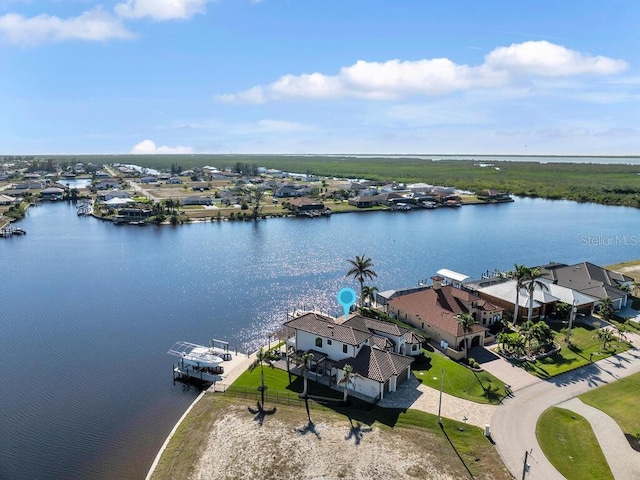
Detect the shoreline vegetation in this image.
<box><xmin>67</xmin><ymin>155</ymin><xmax>640</xmax><ymax>208</ymax></box>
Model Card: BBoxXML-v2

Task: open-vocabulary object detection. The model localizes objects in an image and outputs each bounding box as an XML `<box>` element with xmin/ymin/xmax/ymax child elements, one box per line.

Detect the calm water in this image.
<box><xmin>1</xmin><ymin>198</ymin><xmax>639</xmax><ymax>479</ymax></box>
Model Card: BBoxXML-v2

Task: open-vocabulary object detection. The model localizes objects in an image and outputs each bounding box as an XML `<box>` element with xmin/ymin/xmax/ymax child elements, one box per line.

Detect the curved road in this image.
<box><xmin>492</xmin><ymin>348</ymin><xmax>640</xmax><ymax>479</ymax></box>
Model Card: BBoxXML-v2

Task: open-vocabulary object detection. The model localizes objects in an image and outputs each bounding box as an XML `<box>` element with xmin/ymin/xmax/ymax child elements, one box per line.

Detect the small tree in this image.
<box><xmin>457</xmin><ymin>312</ymin><xmax>476</xmax><ymax>358</ymax></box>
<box><xmin>248</xmin><ymin>347</ymin><xmax>274</xmax><ymax>411</ymax></box>
<box><xmin>361</xmin><ymin>285</ymin><xmax>378</xmax><ymax>308</ymax></box>
<box><xmin>599</xmin><ymin>297</ymin><xmax>615</xmax><ymax>322</ymax></box>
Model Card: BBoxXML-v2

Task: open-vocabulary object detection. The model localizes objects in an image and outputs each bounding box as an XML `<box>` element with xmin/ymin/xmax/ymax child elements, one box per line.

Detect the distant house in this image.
<box><xmin>540</xmin><ymin>262</ymin><xmax>633</xmax><ymax>310</ymax></box>
<box><xmin>283</xmin><ymin>311</ymin><xmax>415</xmax><ymax>402</ymax></box>
<box><xmin>167</xmin><ymin>177</ymin><xmax>183</xmax><ymax>184</ymax></box>
<box><xmin>94</xmin><ymin>171</ymin><xmax>110</xmax><ymax>179</ymax></box>
<box><xmin>0</xmin><ymin>194</ymin><xmax>20</xmax><ymax>205</ymax></box>
<box><xmin>191</xmin><ymin>183</ymin><xmax>211</xmax><ymax>191</ymax></box>
<box><xmin>114</xmin><ymin>207</ymin><xmax>153</xmax><ymax>223</ymax></box>
<box><xmin>385</xmin><ymin>276</ymin><xmax>502</xmax><ymax>360</ymax></box>
<box><xmin>40</xmin><ymin>187</ymin><xmax>65</xmax><ymax>201</ymax></box>
<box><xmin>140</xmin><ymin>176</ymin><xmax>158</xmax><ymax>184</ymax></box>
<box><xmin>284</xmin><ymin>197</ymin><xmax>325</xmax><ymax>214</ymax></box>
<box><xmin>275</xmin><ymin>185</ymin><xmax>304</xmax><ymax>198</ymax></box>
<box><xmin>97</xmin><ymin>190</ymin><xmax>133</xmax><ymax>203</ymax></box>
<box><xmin>182</xmin><ymin>196</ymin><xmax>213</xmax><ymax>206</ymax></box>
<box><xmin>477</xmin><ymin>189</ymin><xmax>512</xmax><ymax>202</ymax></box>
<box><xmin>348</xmin><ymin>195</ymin><xmax>378</xmax><ymax>208</ymax></box>
<box><xmin>94</xmin><ymin>179</ymin><xmax>121</xmax><ymax>190</ymax></box>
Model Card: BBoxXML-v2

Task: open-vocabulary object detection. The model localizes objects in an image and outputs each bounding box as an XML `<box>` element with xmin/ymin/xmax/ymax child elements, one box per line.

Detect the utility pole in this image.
<box><xmin>522</xmin><ymin>449</ymin><xmax>534</xmax><ymax>480</ymax></box>
<box><xmin>437</xmin><ymin>367</ymin><xmax>444</xmax><ymax>425</ymax></box>
<box><xmin>566</xmin><ymin>300</ymin><xmax>577</xmax><ymax>344</ymax></box>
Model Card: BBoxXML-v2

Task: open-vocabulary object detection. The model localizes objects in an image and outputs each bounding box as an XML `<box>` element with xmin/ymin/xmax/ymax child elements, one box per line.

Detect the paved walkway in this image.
<box><xmin>378</xmin><ymin>375</ymin><xmax>496</xmax><ymax>428</ymax></box>
<box><xmin>559</xmin><ymin>397</ymin><xmax>640</xmax><ymax>479</ymax></box>
<box><xmin>492</xmin><ymin>348</ymin><xmax>640</xmax><ymax>480</ymax></box>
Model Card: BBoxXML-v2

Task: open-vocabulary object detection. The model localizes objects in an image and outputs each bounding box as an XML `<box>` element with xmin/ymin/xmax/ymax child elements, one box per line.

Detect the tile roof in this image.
<box><xmin>284</xmin><ymin>312</ymin><xmax>371</xmax><ymax>346</ymax></box>
<box><xmin>336</xmin><ymin>346</ymin><xmax>414</xmax><ymax>383</ymax></box>
<box><xmin>387</xmin><ymin>286</ymin><xmax>486</xmax><ymax>338</ymax></box>
<box><xmin>342</xmin><ymin>314</ymin><xmax>407</xmax><ymax>337</ymax></box>
<box><xmin>541</xmin><ymin>262</ymin><xmax>631</xmax><ymax>300</ymax></box>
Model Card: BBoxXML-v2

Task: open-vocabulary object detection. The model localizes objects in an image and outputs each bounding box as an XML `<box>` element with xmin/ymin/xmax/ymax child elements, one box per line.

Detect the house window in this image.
<box><xmin>343</xmin><ymin>344</ymin><xmax>348</xmax><ymax>354</ymax></box>
<box><xmin>327</xmin><ymin>339</ymin><xmax>332</xmax><ymax>345</ymax></box>
<box><xmin>421</xmin><ymin>322</ymin><xmax>424</xmax><ymax>329</ymax></box>
<box><xmin>315</xmin><ymin>337</ymin><xmax>323</xmax><ymax>348</ymax></box>
<box><xmin>412</xmin><ymin>344</ymin><xmax>418</xmax><ymax>351</ymax></box>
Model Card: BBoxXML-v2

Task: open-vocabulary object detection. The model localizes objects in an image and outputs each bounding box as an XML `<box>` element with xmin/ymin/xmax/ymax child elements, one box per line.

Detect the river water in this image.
<box><xmin>1</xmin><ymin>198</ymin><xmax>639</xmax><ymax>479</ymax></box>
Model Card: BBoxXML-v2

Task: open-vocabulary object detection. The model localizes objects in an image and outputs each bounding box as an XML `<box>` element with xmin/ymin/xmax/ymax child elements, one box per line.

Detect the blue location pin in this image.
<box><xmin>337</xmin><ymin>287</ymin><xmax>358</xmax><ymax>320</ymax></box>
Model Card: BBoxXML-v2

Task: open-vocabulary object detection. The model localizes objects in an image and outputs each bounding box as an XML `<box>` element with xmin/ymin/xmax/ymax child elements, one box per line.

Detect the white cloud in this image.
<box><xmin>0</xmin><ymin>7</ymin><xmax>134</xmax><ymax>45</ymax></box>
<box><xmin>131</xmin><ymin>139</ymin><xmax>195</xmax><ymax>154</ymax></box>
<box><xmin>115</xmin><ymin>0</ymin><xmax>214</xmax><ymax>21</ymax></box>
<box><xmin>216</xmin><ymin>41</ymin><xmax>628</xmax><ymax>104</ymax></box>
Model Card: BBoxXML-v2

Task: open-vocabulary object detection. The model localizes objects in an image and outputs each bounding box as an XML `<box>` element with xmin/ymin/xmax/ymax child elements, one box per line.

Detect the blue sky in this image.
<box><xmin>1</xmin><ymin>0</ymin><xmax>638</xmax><ymax>155</ymax></box>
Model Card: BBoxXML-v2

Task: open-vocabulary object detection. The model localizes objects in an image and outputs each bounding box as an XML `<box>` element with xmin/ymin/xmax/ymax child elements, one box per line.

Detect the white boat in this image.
<box><xmin>168</xmin><ymin>341</ymin><xmax>224</xmax><ymax>368</ymax></box>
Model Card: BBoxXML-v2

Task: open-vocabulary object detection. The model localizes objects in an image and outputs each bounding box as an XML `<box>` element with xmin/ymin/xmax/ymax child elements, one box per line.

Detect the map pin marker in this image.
<box><xmin>337</xmin><ymin>287</ymin><xmax>358</xmax><ymax>320</ymax></box>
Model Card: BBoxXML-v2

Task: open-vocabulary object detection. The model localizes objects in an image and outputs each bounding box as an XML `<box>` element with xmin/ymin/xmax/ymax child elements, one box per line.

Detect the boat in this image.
<box><xmin>168</xmin><ymin>341</ymin><xmax>224</xmax><ymax>369</ymax></box>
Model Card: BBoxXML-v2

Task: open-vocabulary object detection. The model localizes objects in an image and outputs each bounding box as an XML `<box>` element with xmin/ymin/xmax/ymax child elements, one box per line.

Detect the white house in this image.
<box><xmin>283</xmin><ymin>311</ymin><xmax>417</xmax><ymax>402</ymax></box>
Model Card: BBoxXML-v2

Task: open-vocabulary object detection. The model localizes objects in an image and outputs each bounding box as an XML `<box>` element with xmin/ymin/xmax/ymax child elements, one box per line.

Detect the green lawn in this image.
<box><xmin>412</xmin><ymin>352</ymin><xmax>507</xmax><ymax>404</ymax></box>
<box><xmin>536</xmin><ymin>407</ymin><xmax>613</xmax><ymax>480</ymax></box>
<box><xmin>521</xmin><ymin>324</ymin><xmax>630</xmax><ymax>378</ymax></box>
<box><xmin>580</xmin><ymin>371</ymin><xmax>640</xmax><ymax>437</ymax></box>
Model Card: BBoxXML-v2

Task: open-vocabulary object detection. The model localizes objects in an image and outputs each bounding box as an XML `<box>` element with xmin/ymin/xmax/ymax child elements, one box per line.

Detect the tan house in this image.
<box><xmin>385</xmin><ymin>277</ymin><xmax>502</xmax><ymax>359</ymax></box>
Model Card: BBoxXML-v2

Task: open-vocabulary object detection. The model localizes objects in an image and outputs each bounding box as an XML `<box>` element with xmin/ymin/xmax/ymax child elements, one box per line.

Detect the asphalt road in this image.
<box><xmin>492</xmin><ymin>348</ymin><xmax>640</xmax><ymax>480</ymax></box>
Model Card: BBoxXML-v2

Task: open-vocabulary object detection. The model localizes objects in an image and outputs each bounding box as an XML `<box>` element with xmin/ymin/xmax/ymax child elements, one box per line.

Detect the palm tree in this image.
<box><xmin>346</xmin><ymin>255</ymin><xmax>377</xmax><ymax>306</ymax></box>
<box><xmin>598</xmin><ymin>297</ymin><xmax>615</xmax><ymax>321</ymax></box>
<box><xmin>338</xmin><ymin>364</ymin><xmax>359</xmax><ymax>404</ymax></box>
<box><xmin>248</xmin><ymin>347</ymin><xmax>274</xmax><ymax>411</ymax></box>
<box><xmin>248</xmin><ymin>187</ymin><xmax>265</xmax><ymax>220</ymax></box>
<box><xmin>296</xmin><ymin>352</ymin><xmax>314</xmax><ymax>398</ymax></box>
<box><xmin>296</xmin><ymin>352</ymin><xmax>314</xmax><ymax>422</ymax></box>
<box><xmin>361</xmin><ymin>285</ymin><xmax>378</xmax><ymax>308</ymax></box>
<box><xmin>524</xmin><ymin>267</ymin><xmax>549</xmax><ymax>323</ymax></box>
<box><xmin>595</xmin><ymin>328</ymin><xmax>615</xmax><ymax>353</ymax></box>
<box><xmin>457</xmin><ymin>312</ymin><xmax>476</xmax><ymax>358</ymax></box>
<box><xmin>512</xmin><ymin>264</ymin><xmax>530</xmax><ymax>324</ymax></box>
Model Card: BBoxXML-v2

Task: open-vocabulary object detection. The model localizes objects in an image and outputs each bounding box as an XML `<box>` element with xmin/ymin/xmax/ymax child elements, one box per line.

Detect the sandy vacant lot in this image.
<box><xmin>192</xmin><ymin>406</ymin><xmax>455</xmax><ymax>480</ymax></box>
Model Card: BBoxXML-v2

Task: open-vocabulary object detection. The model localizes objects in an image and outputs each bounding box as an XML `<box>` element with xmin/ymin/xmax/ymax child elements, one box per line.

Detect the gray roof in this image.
<box><xmin>542</xmin><ymin>262</ymin><xmax>631</xmax><ymax>299</ymax></box>
<box><xmin>335</xmin><ymin>346</ymin><xmax>413</xmax><ymax>383</ymax></box>
<box><xmin>284</xmin><ymin>312</ymin><xmax>371</xmax><ymax>346</ymax></box>
<box><xmin>343</xmin><ymin>314</ymin><xmax>408</xmax><ymax>337</ymax></box>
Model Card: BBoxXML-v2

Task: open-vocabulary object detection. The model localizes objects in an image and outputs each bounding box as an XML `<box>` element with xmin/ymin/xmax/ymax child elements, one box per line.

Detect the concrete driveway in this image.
<box><xmin>470</xmin><ymin>346</ymin><xmax>540</xmax><ymax>391</ymax></box>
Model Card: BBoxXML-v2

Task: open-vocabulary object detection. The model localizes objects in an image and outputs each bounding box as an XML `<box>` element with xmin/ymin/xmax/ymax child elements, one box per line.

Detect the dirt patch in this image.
<box><xmin>191</xmin><ymin>404</ymin><xmax>459</xmax><ymax>480</ymax></box>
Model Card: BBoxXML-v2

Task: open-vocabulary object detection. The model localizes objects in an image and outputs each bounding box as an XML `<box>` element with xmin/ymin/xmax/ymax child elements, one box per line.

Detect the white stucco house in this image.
<box><xmin>283</xmin><ymin>311</ymin><xmax>422</xmax><ymax>402</ymax></box>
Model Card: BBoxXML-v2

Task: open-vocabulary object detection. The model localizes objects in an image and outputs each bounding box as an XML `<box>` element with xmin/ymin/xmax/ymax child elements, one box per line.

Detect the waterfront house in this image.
<box><xmin>473</xmin><ymin>277</ymin><xmax>597</xmax><ymax>322</ymax></box>
<box><xmin>275</xmin><ymin>185</ymin><xmax>305</xmax><ymax>198</ymax></box>
<box><xmin>284</xmin><ymin>197</ymin><xmax>325</xmax><ymax>214</ymax></box>
<box><xmin>540</xmin><ymin>262</ymin><xmax>633</xmax><ymax>310</ymax></box>
<box><xmin>477</xmin><ymin>189</ymin><xmax>513</xmax><ymax>202</ymax></box>
<box><xmin>97</xmin><ymin>190</ymin><xmax>133</xmax><ymax>203</ymax></box>
<box><xmin>341</xmin><ymin>314</ymin><xmax>425</xmax><ymax>356</ymax></box>
<box><xmin>348</xmin><ymin>195</ymin><xmax>379</xmax><ymax>208</ymax></box>
<box><xmin>40</xmin><ymin>187</ymin><xmax>65</xmax><ymax>201</ymax></box>
<box><xmin>385</xmin><ymin>277</ymin><xmax>502</xmax><ymax>360</ymax></box>
<box><xmin>284</xmin><ymin>311</ymin><xmax>416</xmax><ymax>402</ymax></box>
<box><xmin>140</xmin><ymin>176</ymin><xmax>158</xmax><ymax>184</ymax></box>
<box><xmin>94</xmin><ymin>179</ymin><xmax>122</xmax><ymax>190</ymax></box>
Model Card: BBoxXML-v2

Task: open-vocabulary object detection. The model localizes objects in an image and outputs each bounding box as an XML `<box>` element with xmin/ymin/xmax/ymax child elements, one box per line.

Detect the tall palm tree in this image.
<box><xmin>248</xmin><ymin>187</ymin><xmax>265</xmax><ymax>220</ymax></box>
<box><xmin>339</xmin><ymin>364</ymin><xmax>359</xmax><ymax>404</ymax></box>
<box><xmin>296</xmin><ymin>352</ymin><xmax>314</xmax><ymax>422</ymax></box>
<box><xmin>599</xmin><ymin>297</ymin><xmax>615</xmax><ymax>321</ymax></box>
<box><xmin>346</xmin><ymin>255</ymin><xmax>377</xmax><ymax>306</ymax></box>
<box><xmin>296</xmin><ymin>352</ymin><xmax>314</xmax><ymax>398</ymax></box>
<box><xmin>512</xmin><ymin>264</ymin><xmax>530</xmax><ymax>324</ymax></box>
<box><xmin>361</xmin><ymin>285</ymin><xmax>378</xmax><ymax>308</ymax></box>
<box><xmin>524</xmin><ymin>267</ymin><xmax>549</xmax><ymax>323</ymax></box>
<box><xmin>457</xmin><ymin>312</ymin><xmax>476</xmax><ymax>358</ymax></box>
<box><xmin>595</xmin><ymin>328</ymin><xmax>615</xmax><ymax>353</ymax></box>
<box><xmin>248</xmin><ymin>347</ymin><xmax>274</xmax><ymax>411</ymax></box>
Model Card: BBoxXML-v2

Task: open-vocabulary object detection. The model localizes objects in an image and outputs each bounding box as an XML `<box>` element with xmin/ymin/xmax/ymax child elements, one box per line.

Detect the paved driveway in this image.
<box><xmin>470</xmin><ymin>346</ymin><xmax>540</xmax><ymax>391</ymax></box>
